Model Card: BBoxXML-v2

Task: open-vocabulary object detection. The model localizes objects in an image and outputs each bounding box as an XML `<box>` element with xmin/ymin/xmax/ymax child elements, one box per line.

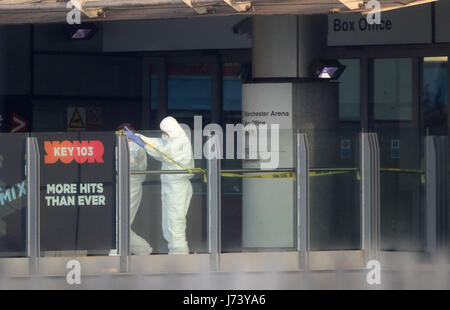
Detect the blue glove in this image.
<box><xmin>124</xmin><ymin>126</ymin><xmax>145</xmax><ymax>148</ymax></box>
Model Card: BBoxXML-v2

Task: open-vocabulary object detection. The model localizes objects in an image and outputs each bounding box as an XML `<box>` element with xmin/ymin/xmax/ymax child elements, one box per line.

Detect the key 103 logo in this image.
<box><xmin>44</xmin><ymin>140</ymin><xmax>104</xmax><ymax>164</ymax></box>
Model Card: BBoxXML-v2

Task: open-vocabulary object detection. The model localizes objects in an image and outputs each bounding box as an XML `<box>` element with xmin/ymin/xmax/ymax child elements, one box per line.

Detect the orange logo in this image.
<box><xmin>44</xmin><ymin>140</ymin><xmax>104</xmax><ymax>164</ymax></box>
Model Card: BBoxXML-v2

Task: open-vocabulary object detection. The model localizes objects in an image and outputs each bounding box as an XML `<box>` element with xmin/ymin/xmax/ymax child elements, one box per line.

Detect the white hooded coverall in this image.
<box><xmin>136</xmin><ymin>116</ymin><xmax>194</xmax><ymax>254</ymax></box>
<box><xmin>129</xmin><ymin>142</ymin><xmax>153</xmax><ymax>255</ymax></box>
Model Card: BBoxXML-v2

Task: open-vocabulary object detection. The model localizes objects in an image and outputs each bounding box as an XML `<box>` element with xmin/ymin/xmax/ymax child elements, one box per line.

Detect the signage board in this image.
<box><xmin>35</xmin><ymin>132</ymin><xmax>116</xmax><ymax>253</ymax></box>
<box><xmin>241</xmin><ymin>83</ymin><xmax>294</xmax><ymax>248</ymax></box>
<box><xmin>328</xmin><ymin>4</ymin><xmax>432</xmax><ymax>46</ymax></box>
<box><xmin>0</xmin><ymin>133</ymin><xmax>27</xmax><ymax>256</ymax></box>
<box><xmin>67</xmin><ymin>107</ymin><xmax>86</xmax><ymax>131</ymax></box>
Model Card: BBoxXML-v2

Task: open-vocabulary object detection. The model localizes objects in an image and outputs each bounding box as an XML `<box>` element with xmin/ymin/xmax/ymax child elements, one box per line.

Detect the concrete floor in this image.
<box><xmin>1</xmin><ymin>268</ymin><xmax>449</xmax><ymax>290</ymax></box>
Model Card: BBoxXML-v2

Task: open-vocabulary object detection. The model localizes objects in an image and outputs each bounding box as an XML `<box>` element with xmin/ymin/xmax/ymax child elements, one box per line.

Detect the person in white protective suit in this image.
<box><xmin>124</xmin><ymin>116</ymin><xmax>194</xmax><ymax>255</ymax></box>
<box><xmin>118</xmin><ymin>123</ymin><xmax>153</xmax><ymax>255</ymax></box>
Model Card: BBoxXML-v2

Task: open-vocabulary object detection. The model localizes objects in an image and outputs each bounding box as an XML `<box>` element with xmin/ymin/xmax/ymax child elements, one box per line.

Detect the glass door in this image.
<box><xmin>371</xmin><ymin>58</ymin><xmax>427</xmax><ymax>256</ymax></box>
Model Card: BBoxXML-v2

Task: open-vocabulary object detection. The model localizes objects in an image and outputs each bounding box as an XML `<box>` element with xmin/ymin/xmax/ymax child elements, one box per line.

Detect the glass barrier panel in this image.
<box><xmin>447</xmin><ymin>131</ymin><xmax>449</xmax><ymax>256</ymax></box>
<box><xmin>221</xmin><ymin>129</ymin><xmax>296</xmax><ymax>252</ymax></box>
<box><xmin>303</xmin><ymin>128</ymin><xmax>361</xmax><ymax>251</ymax></box>
<box><xmin>33</xmin><ymin>132</ymin><xmax>116</xmax><ymax>257</ymax></box>
<box><xmin>376</xmin><ymin>126</ymin><xmax>425</xmax><ymax>252</ymax></box>
<box><xmin>0</xmin><ymin>133</ymin><xmax>28</xmax><ymax>257</ymax></box>
<box><xmin>130</xmin><ymin>130</ymin><xmax>208</xmax><ymax>255</ymax></box>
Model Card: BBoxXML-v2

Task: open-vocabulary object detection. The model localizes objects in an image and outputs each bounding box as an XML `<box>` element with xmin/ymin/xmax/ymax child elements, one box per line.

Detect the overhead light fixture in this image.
<box><xmin>232</xmin><ymin>17</ymin><xmax>252</xmax><ymax>36</ymax></box>
<box><xmin>311</xmin><ymin>59</ymin><xmax>346</xmax><ymax>80</ymax></box>
<box><xmin>66</xmin><ymin>23</ymin><xmax>98</xmax><ymax>40</ymax></box>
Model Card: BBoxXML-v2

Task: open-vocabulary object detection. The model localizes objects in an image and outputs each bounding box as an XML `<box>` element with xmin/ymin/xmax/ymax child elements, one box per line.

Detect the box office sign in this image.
<box><xmin>327</xmin><ymin>4</ymin><xmax>432</xmax><ymax>46</ymax></box>
<box><xmin>34</xmin><ymin>132</ymin><xmax>116</xmax><ymax>253</ymax></box>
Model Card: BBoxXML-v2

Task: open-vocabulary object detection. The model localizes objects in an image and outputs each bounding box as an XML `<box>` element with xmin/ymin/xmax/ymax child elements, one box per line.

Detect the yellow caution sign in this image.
<box><xmin>69</xmin><ymin>108</ymin><xmax>85</xmax><ymax>130</ymax></box>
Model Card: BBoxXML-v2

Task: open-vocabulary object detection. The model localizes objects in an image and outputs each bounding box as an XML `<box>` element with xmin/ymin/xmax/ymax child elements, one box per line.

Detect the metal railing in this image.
<box><xmin>4</xmin><ymin>132</ymin><xmax>446</xmax><ymax>276</ymax></box>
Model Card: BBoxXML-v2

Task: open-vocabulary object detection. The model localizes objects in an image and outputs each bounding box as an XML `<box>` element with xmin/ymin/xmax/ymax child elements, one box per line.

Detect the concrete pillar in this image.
<box><xmin>252</xmin><ymin>15</ymin><xmax>328</xmax><ymax>79</ymax></box>
<box><xmin>252</xmin><ymin>16</ymin><xmax>297</xmax><ymax>78</ymax></box>
<box><xmin>242</xmin><ymin>15</ymin><xmax>340</xmax><ymax>250</ymax></box>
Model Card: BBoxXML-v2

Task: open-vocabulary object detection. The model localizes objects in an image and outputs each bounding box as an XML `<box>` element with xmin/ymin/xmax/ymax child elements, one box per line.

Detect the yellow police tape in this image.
<box><xmin>222</xmin><ymin>168</ymin><xmax>425</xmax><ymax>184</ymax></box>
<box><xmin>116</xmin><ymin>131</ymin><xmax>426</xmax><ymax>184</ymax></box>
<box><xmin>221</xmin><ymin>170</ymin><xmax>356</xmax><ymax>181</ymax></box>
<box><xmin>380</xmin><ymin>168</ymin><xmax>425</xmax><ymax>184</ymax></box>
<box><xmin>221</xmin><ymin>172</ymin><xmax>297</xmax><ymax>180</ymax></box>
<box><xmin>380</xmin><ymin>168</ymin><xmax>424</xmax><ymax>174</ymax></box>
<box><xmin>116</xmin><ymin>130</ymin><xmax>208</xmax><ymax>183</ymax></box>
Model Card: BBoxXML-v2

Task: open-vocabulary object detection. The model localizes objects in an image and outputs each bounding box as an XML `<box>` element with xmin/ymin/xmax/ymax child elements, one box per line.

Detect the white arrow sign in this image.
<box><xmin>10</xmin><ymin>113</ymin><xmax>27</xmax><ymax>133</ymax></box>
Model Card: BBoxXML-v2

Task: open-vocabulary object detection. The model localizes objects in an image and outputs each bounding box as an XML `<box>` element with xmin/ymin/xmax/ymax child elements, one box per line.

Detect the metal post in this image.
<box><xmin>361</xmin><ymin>133</ymin><xmax>371</xmax><ymax>262</ymax></box>
<box><xmin>425</xmin><ymin>136</ymin><xmax>437</xmax><ymax>258</ymax></box>
<box><xmin>361</xmin><ymin>133</ymin><xmax>380</xmax><ymax>263</ymax></box>
<box><xmin>297</xmin><ymin>133</ymin><xmax>309</xmax><ymax>269</ymax></box>
<box><xmin>26</xmin><ymin>137</ymin><xmax>40</xmax><ymax>275</ymax></box>
<box><xmin>117</xmin><ymin>135</ymin><xmax>130</xmax><ymax>273</ymax></box>
<box><xmin>206</xmin><ymin>133</ymin><xmax>221</xmax><ymax>271</ymax></box>
<box><xmin>372</xmin><ymin>133</ymin><xmax>380</xmax><ymax>261</ymax></box>
<box><xmin>207</xmin><ymin>156</ymin><xmax>221</xmax><ymax>271</ymax></box>
<box><xmin>435</xmin><ymin>136</ymin><xmax>448</xmax><ymax>257</ymax></box>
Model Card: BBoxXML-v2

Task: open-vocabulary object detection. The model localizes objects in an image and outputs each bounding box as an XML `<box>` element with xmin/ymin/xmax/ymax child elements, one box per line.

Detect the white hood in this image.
<box><xmin>160</xmin><ymin>116</ymin><xmax>186</xmax><ymax>138</ymax></box>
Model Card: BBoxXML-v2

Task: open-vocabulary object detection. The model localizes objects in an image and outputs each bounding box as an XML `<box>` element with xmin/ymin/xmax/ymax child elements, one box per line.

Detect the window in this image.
<box><xmin>337</xmin><ymin>59</ymin><xmax>360</xmax><ymax>121</ymax></box>
<box><xmin>168</xmin><ymin>63</ymin><xmax>212</xmax><ymax>126</ymax></box>
<box><xmin>150</xmin><ymin>73</ymin><xmax>158</xmax><ymax>110</ymax></box>
<box><xmin>149</xmin><ymin>70</ymin><xmax>159</xmax><ymax>129</ymax></box>
<box><xmin>373</xmin><ymin>58</ymin><xmax>413</xmax><ymax>121</ymax></box>
<box><xmin>422</xmin><ymin>56</ymin><xmax>448</xmax><ymax>134</ymax></box>
<box><xmin>223</xmin><ymin>62</ymin><xmax>243</xmax><ymax>124</ymax></box>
